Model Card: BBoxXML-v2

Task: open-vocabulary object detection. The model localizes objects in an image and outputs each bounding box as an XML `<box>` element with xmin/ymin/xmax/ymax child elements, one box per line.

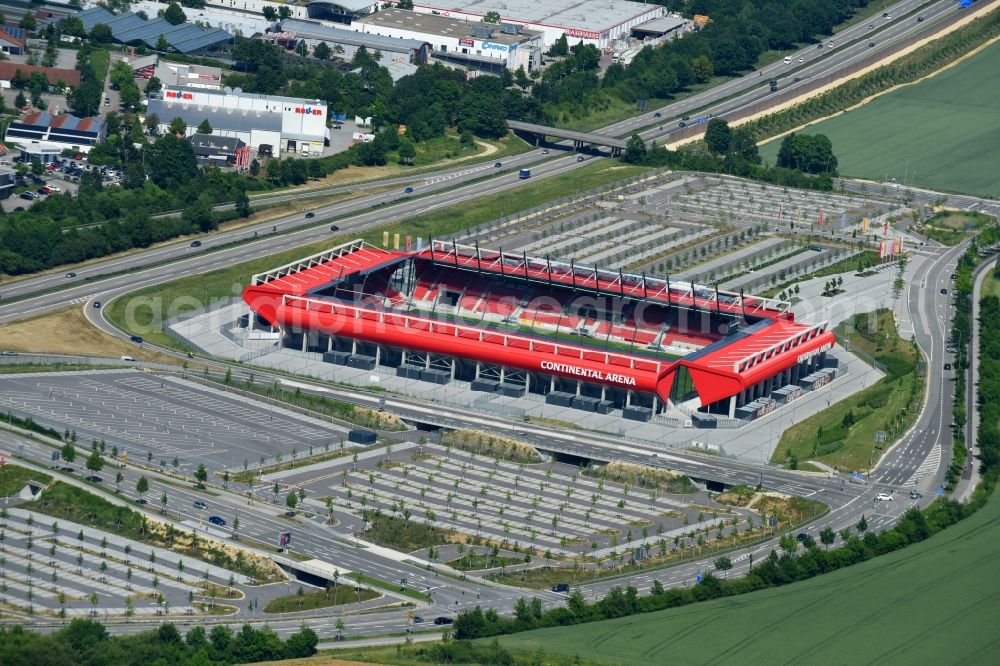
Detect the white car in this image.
<box><xmin>48</xmin><ymin>185</ymin><xmax>61</xmax><ymax>192</ymax></box>
<box><xmin>876</xmin><ymin>492</ymin><xmax>893</xmax><ymax>501</ymax></box>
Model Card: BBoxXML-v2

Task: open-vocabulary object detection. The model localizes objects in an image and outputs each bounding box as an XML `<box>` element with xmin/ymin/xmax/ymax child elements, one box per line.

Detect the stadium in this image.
<box><xmin>243</xmin><ymin>240</ymin><xmax>837</xmax><ymax>423</ymax></box>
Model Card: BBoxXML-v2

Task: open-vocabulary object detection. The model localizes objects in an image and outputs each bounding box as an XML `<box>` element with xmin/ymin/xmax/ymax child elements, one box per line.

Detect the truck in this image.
<box><xmin>518</xmin><ymin>168</ymin><xmax>531</xmax><ymax>179</ymax></box>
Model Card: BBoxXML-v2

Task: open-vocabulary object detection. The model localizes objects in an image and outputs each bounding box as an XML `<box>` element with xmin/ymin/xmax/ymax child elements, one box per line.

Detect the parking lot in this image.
<box><xmin>275</xmin><ymin>441</ymin><xmax>757</xmax><ymax>561</ymax></box>
<box><xmin>0</xmin><ymin>507</ymin><xmax>253</xmax><ymax>619</ymax></box>
<box><xmin>0</xmin><ymin>371</ymin><xmax>349</xmax><ymax>475</ymax></box>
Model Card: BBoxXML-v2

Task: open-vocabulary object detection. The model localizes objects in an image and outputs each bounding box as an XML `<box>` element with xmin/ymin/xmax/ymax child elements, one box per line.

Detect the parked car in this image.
<box><xmin>208</xmin><ymin>515</ymin><xmax>226</xmax><ymax>526</ymax></box>
<box><xmin>19</xmin><ymin>192</ymin><xmax>34</xmax><ymax>201</ymax></box>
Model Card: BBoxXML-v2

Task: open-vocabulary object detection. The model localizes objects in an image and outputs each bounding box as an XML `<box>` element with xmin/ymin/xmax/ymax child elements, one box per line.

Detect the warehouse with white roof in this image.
<box><xmin>408</xmin><ymin>0</ymin><xmax>664</xmax><ymax>48</ymax></box>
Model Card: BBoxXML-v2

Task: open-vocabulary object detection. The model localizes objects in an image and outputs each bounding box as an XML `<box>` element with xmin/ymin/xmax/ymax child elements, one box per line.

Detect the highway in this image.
<box><xmin>0</xmin><ymin>0</ymin><xmax>985</xmax><ymax>640</ymax></box>
<box><xmin>0</xmin><ymin>0</ymin><xmax>965</xmax><ymax>322</ymax></box>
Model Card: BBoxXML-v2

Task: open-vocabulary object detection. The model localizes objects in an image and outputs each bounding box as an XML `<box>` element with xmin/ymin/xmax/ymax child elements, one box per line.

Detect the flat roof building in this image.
<box><xmin>409</xmin><ymin>0</ymin><xmax>665</xmax><ymax>48</ymax></box>
<box><xmin>147</xmin><ymin>86</ymin><xmax>328</xmax><ymax>154</ymax></box>
<box><xmin>355</xmin><ymin>8</ymin><xmax>542</xmax><ymax>73</ymax></box>
<box><xmin>278</xmin><ymin>19</ymin><xmax>429</xmax><ymax>64</ymax></box>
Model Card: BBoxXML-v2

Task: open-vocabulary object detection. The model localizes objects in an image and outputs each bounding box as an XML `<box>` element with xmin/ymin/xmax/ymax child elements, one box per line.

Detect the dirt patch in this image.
<box><xmin>440</xmin><ymin>429</ymin><xmax>542</xmax><ymax>464</ymax></box>
<box><xmin>0</xmin><ymin>306</ymin><xmax>179</xmax><ymax>364</ymax></box>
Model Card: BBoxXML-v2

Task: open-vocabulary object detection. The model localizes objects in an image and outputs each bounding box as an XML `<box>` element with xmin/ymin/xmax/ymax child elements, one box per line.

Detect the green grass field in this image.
<box><xmin>496</xmin><ymin>493</ymin><xmax>1000</xmax><ymax>665</ymax></box>
<box><xmin>760</xmin><ymin>40</ymin><xmax>1000</xmax><ymax>197</ymax></box>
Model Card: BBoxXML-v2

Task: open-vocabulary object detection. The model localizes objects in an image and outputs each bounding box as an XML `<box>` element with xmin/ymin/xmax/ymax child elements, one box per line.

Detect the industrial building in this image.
<box><xmin>146</xmin><ymin>86</ymin><xmax>328</xmax><ymax>154</ymax></box>
<box><xmin>78</xmin><ymin>6</ymin><xmax>233</xmax><ymax>54</ymax></box>
<box><xmin>187</xmin><ymin>133</ymin><xmax>251</xmax><ymax>168</ymax></box>
<box><xmin>408</xmin><ymin>0</ymin><xmax>664</xmax><ymax>48</ymax></box>
<box><xmin>244</xmin><ymin>240</ymin><xmax>837</xmax><ymax>424</ymax></box>
<box><xmin>4</xmin><ymin>112</ymin><xmax>104</xmax><ymax>155</ymax></box>
<box><xmin>305</xmin><ymin>0</ymin><xmax>376</xmax><ymax>24</ymax></box>
<box><xmin>0</xmin><ymin>62</ymin><xmax>80</xmax><ymax>89</ymax></box>
<box><xmin>355</xmin><ymin>8</ymin><xmax>542</xmax><ymax>73</ymax></box>
<box><xmin>130</xmin><ymin>55</ymin><xmax>223</xmax><ymax>90</ymax></box>
<box><xmin>277</xmin><ymin>19</ymin><xmax>429</xmax><ymax>64</ymax></box>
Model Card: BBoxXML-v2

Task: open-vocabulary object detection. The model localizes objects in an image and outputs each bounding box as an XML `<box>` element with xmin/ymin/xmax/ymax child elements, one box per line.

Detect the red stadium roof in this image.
<box><xmin>245</xmin><ymin>240</ymin><xmax>835</xmax><ymax>407</ymax></box>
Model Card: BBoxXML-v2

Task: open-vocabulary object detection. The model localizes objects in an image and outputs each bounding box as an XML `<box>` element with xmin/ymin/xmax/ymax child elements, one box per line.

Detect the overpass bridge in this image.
<box><xmin>507</xmin><ymin>119</ymin><xmax>628</xmax><ymax>156</ymax></box>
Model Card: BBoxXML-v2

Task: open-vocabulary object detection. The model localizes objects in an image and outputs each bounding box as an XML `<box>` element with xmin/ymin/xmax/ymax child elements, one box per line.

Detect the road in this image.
<box><xmin>0</xmin><ymin>0</ymin><xmax>964</xmax><ymax>323</ymax></box>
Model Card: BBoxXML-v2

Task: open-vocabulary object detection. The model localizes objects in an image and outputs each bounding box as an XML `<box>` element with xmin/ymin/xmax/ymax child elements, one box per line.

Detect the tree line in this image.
<box><xmin>452</xmin><ymin>494</ymin><xmax>984</xmax><ymax>642</ymax></box>
<box><xmin>520</xmin><ymin>0</ymin><xmax>874</xmax><ymax>124</ymax></box>
<box><xmin>623</xmin><ymin>118</ymin><xmax>837</xmax><ymax>189</ymax></box>
<box><xmin>0</xmin><ymin>619</ymin><xmax>317</xmax><ymax>666</ymax></box>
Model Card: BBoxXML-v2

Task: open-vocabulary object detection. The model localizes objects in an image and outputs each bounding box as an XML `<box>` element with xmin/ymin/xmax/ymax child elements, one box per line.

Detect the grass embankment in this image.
<box><xmin>493</xmin><ymin>493</ymin><xmax>1000</xmax><ymax>664</ymax></box>
<box><xmin>0</xmin><ymin>464</ymin><xmax>52</xmax><ymax>496</ymax></box>
<box><xmin>986</xmin><ymin>267</ymin><xmax>1000</xmax><ymax>301</ymax></box>
<box><xmin>264</xmin><ymin>584</ymin><xmax>379</xmax><ymax>614</ymax></box>
<box><xmin>208</xmin><ymin>375</ymin><xmax>405</xmax><ymax>432</ymax></box>
<box><xmin>440</xmin><ymin>430</ymin><xmax>542</xmax><ymax>464</ymax></box>
<box><xmin>227</xmin><ymin>445</ymin><xmax>362</xmax><ymax>485</ymax></box>
<box><xmin>773</xmin><ymin>309</ymin><xmax>921</xmax><ymax>471</ymax></box>
<box><xmin>582</xmin><ymin>461</ymin><xmax>696</xmax><ymax>495</ymax></box>
<box><xmin>105</xmin><ymin>161</ymin><xmax>650</xmax><ymax>350</ymax></box>
<box><xmin>0</xmin><ymin>306</ymin><xmax>178</xmax><ymax>363</ymax></box>
<box><xmin>757</xmin><ymin>32</ymin><xmax>1000</xmax><ymax>196</ymax></box>
<box><xmin>30</xmin><ymin>482</ymin><xmax>282</xmax><ymax>583</ymax></box>
<box><xmin>918</xmin><ymin>211</ymin><xmax>995</xmax><ymax>246</ymax></box>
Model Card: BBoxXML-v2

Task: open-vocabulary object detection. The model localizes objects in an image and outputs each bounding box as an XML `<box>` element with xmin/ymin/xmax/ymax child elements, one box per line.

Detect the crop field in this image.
<box><xmin>496</xmin><ymin>494</ymin><xmax>1000</xmax><ymax>665</ymax></box>
<box><xmin>760</xmin><ymin>40</ymin><xmax>1000</xmax><ymax>197</ymax></box>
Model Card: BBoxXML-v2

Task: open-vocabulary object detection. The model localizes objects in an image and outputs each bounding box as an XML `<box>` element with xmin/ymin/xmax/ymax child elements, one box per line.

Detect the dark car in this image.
<box><xmin>577</xmin><ymin>155</ymin><xmax>585</xmax><ymax>162</ymax></box>
<box><xmin>433</xmin><ymin>616</ymin><xmax>454</xmax><ymax>626</ymax></box>
<box><xmin>917</xmin><ymin>16</ymin><xmax>924</xmax><ymax>22</ymax></box>
<box><xmin>136</xmin><ymin>498</ymin><xmax>148</xmax><ymax>505</ymax></box>
<box><xmin>193</xmin><ymin>500</ymin><xmax>208</xmax><ymax>511</ymax></box>
<box><xmin>817</xmin><ymin>43</ymin><xmax>823</xmax><ymax>48</ymax></box>
<box><xmin>940</xmin><ymin>288</ymin><xmax>948</xmax><ymax>294</ymax></box>
<box><xmin>403</xmin><ymin>186</ymin><xmax>413</xmax><ymax>193</ymax></box>
<box><xmin>795</xmin><ymin>532</ymin><xmax>808</xmax><ymax>542</ymax></box>
<box><xmin>944</xmin><ymin>363</ymin><xmax>952</xmax><ymax>370</ymax></box>
<box><xmin>412</xmin><ymin>615</ymin><xmax>424</xmax><ymax>624</ymax></box>
<box><xmin>869</xmin><ymin>42</ymin><xmax>876</xmax><ymax>47</ymax></box>
<box><xmin>678</xmin><ymin>121</ymin><xmax>687</xmax><ymax>127</ymax></box>
<box><xmin>494</xmin><ymin>161</ymin><xmax>502</xmax><ymax>167</ymax></box>
<box><xmin>551</xmin><ymin>583</ymin><xmax>570</xmax><ymax>593</ymax></box>
<box><xmin>910</xmin><ymin>490</ymin><xmax>923</xmax><ymax>499</ymax></box>
<box><xmin>330</xmin><ymin>225</ymin><xmax>340</xmax><ymax>232</ymax></box>
<box><xmin>190</xmin><ymin>240</ymin><xmax>202</xmax><ymax>247</ymax></box>
<box><xmin>305</xmin><ymin>212</ymin><xmax>315</xmax><ymax>218</ymax></box>
<box><xmin>93</xmin><ymin>301</ymin><xmax>101</xmax><ymax>309</ymax></box>
<box><xmin>130</xmin><ymin>335</ymin><xmax>143</xmax><ymax>344</ymax></box>
<box><xmin>66</xmin><ymin>272</ymin><xmax>77</xmax><ymax>278</ymax></box>
<box><xmin>682</xmin><ymin>115</ymin><xmax>690</xmax><ymax>120</ymax></box>
<box><xmin>208</xmin><ymin>515</ymin><xmax>226</xmax><ymax>526</ymax></box>
<box><xmin>85</xmin><ymin>475</ymin><xmax>103</xmax><ymax>483</ymax></box>
<box><xmin>653</xmin><ymin>111</ymin><xmax>661</xmax><ymax>117</ymax></box>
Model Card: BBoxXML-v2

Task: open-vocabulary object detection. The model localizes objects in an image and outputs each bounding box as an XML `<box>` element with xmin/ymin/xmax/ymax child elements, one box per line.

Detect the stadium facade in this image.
<box><xmin>244</xmin><ymin>241</ymin><xmax>836</xmax><ymax>422</ymax></box>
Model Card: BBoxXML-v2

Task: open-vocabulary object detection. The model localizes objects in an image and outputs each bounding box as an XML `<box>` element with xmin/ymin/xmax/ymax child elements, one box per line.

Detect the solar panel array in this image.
<box><xmin>77</xmin><ymin>7</ymin><xmax>232</xmax><ymax>53</ymax></box>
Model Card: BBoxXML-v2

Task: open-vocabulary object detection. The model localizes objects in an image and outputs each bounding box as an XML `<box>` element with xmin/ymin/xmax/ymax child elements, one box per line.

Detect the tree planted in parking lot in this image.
<box><xmin>136</xmin><ymin>476</ymin><xmax>149</xmax><ymax>501</ymax></box>
<box><xmin>194</xmin><ymin>464</ymin><xmax>208</xmax><ymax>488</ymax></box>
<box><xmin>60</xmin><ymin>442</ymin><xmax>76</xmax><ymax>465</ymax></box>
<box><xmin>85</xmin><ymin>450</ymin><xmax>104</xmax><ymax>475</ymax></box>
